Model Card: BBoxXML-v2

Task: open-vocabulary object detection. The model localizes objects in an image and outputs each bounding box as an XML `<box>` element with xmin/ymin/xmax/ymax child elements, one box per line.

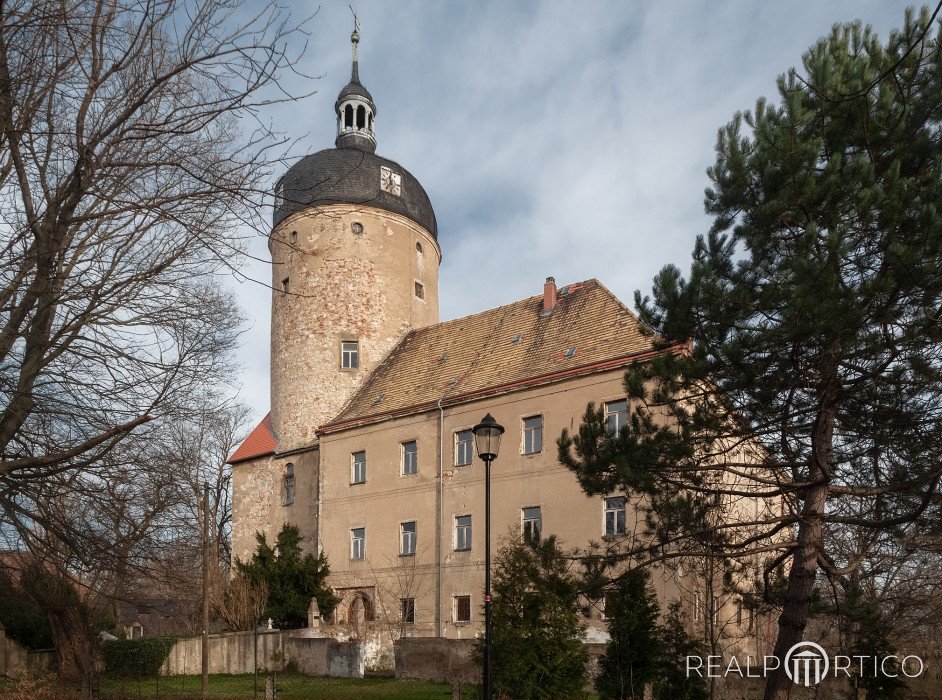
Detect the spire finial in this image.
<box><xmin>349</xmin><ymin>6</ymin><xmax>360</xmax><ymax>66</ymax></box>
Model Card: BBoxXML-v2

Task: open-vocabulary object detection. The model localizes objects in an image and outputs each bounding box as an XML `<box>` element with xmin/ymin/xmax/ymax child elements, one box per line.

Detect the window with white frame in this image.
<box><xmin>400</xmin><ymin>521</ymin><xmax>416</xmax><ymax>556</ymax></box>
<box><xmin>351</xmin><ymin>527</ymin><xmax>365</xmax><ymax>560</ymax></box>
<box><xmin>522</xmin><ymin>506</ymin><xmax>542</xmax><ymax>542</ymax></box>
<box><xmin>455</xmin><ymin>515</ymin><xmax>472</xmax><ymax>551</ymax></box>
<box><xmin>401</xmin><ymin>440</ymin><xmax>418</xmax><ymax>475</ymax></box>
<box><xmin>604</xmin><ymin>496</ymin><xmax>626</xmax><ymax>535</ymax></box>
<box><xmin>522</xmin><ymin>415</ymin><xmax>543</xmax><ymax>454</ymax></box>
<box><xmin>341</xmin><ymin>341</ymin><xmax>359</xmax><ymax>369</ymax></box>
<box><xmin>604</xmin><ymin>399</ymin><xmax>628</xmax><ymax>435</ymax></box>
<box><xmin>401</xmin><ymin>598</ymin><xmax>415</xmax><ymax>624</ymax></box>
<box><xmin>455</xmin><ymin>430</ymin><xmax>473</xmax><ymax>466</ymax></box>
<box><xmin>351</xmin><ymin>451</ymin><xmax>366</xmax><ymax>484</ymax></box>
<box><xmin>283</xmin><ymin>463</ymin><xmax>295</xmax><ymax>506</ymax></box>
<box><xmin>454</xmin><ymin>595</ymin><xmax>471</xmax><ymax>623</ymax></box>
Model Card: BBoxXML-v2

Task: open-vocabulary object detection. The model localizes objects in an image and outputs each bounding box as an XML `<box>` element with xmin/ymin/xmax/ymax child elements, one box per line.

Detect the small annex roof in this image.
<box><xmin>322</xmin><ymin>279</ymin><xmax>668</xmax><ymax>432</ymax></box>
<box><xmin>228</xmin><ymin>413</ymin><xmax>277</xmax><ymax>464</ymax></box>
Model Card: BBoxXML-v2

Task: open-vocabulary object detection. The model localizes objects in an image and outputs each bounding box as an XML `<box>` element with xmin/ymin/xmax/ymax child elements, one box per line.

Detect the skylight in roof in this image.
<box><xmin>511</xmin><ymin>333</ymin><xmax>523</xmax><ymax>344</ymax></box>
<box><xmin>438</xmin><ymin>353</ymin><xmax>448</xmax><ymax>363</ymax></box>
<box><xmin>564</xmin><ymin>347</ymin><xmax>577</xmax><ymax>359</ymax></box>
<box><xmin>373</xmin><ymin>393</ymin><xmax>385</xmax><ymax>405</ymax></box>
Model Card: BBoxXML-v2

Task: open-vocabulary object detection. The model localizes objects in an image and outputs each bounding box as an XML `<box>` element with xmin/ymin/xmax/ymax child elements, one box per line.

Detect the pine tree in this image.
<box><xmin>480</xmin><ymin>535</ymin><xmax>589</xmax><ymax>699</ymax></box>
<box><xmin>237</xmin><ymin>524</ymin><xmax>338</xmax><ymax>628</ymax></box>
<box><xmin>559</xmin><ymin>8</ymin><xmax>942</xmax><ymax>700</ymax></box>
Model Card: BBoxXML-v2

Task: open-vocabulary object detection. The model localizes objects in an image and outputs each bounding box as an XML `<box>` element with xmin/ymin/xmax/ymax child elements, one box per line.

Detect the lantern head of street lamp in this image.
<box><xmin>473</xmin><ymin>413</ymin><xmax>504</xmax><ymax>462</ymax></box>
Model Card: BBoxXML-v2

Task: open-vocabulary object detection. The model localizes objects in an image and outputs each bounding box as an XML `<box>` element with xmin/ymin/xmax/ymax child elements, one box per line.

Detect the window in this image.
<box><xmin>602</xmin><ymin>590</ymin><xmax>616</xmax><ymax>620</ymax></box>
<box><xmin>401</xmin><ymin>598</ymin><xmax>415</xmax><ymax>624</ymax></box>
<box><xmin>351</xmin><ymin>221</ymin><xmax>364</xmax><ymax>234</ymax></box>
<box><xmin>400</xmin><ymin>521</ymin><xmax>416</xmax><ymax>556</ymax></box>
<box><xmin>604</xmin><ymin>399</ymin><xmax>628</xmax><ymax>435</ymax></box>
<box><xmin>416</xmin><ymin>241</ymin><xmax>423</xmax><ymax>254</ymax></box>
<box><xmin>414</xmin><ymin>281</ymin><xmax>425</xmax><ymax>299</ymax></box>
<box><xmin>712</xmin><ymin>598</ymin><xmax>719</xmax><ymax>625</ymax></box>
<box><xmin>694</xmin><ymin>590</ymin><xmax>702</xmax><ymax>623</ymax></box>
<box><xmin>522</xmin><ymin>506</ymin><xmax>542</xmax><ymax>542</ymax></box>
<box><xmin>455</xmin><ymin>515</ymin><xmax>472</xmax><ymax>551</ymax></box>
<box><xmin>604</xmin><ymin>496</ymin><xmax>626</xmax><ymax>536</ymax></box>
<box><xmin>351</xmin><ymin>451</ymin><xmax>366</xmax><ymax>484</ymax></box>
<box><xmin>454</xmin><ymin>595</ymin><xmax>471</xmax><ymax>623</ymax></box>
<box><xmin>290</xmin><ymin>230</ymin><xmax>298</xmax><ymax>244</ymax></box>
<box><xmin>341</xmin><ymin>341</ymin><xmax>359</xmax><ymax>369</ymax></box>
<box><xmin>351</xmin><ymin>527</ymin><xmax>365</xmax><ymax>560</ymax></box>
<box><xmin>455</xmin><ymin>430</ymin><xmax>473</xmax><ymax>466</ymax></box>
<box><xmin>282</xmin><ymin>277</ymin><xmax>290</xmax><ymax>294</ymax></box>
<box><xmin>401</xmin><ymin>441</ymin><xmax>418</xmax><ymax>475</ymax></box>
<box><xmin>522</xmin><ymin>415</ymin><xmax>543</xmax><ymax>454</ymax></box>
<box><xmin>283</xmin><ymin>463</ymin><xmax>295</xmax><ymax>506</ymax></box>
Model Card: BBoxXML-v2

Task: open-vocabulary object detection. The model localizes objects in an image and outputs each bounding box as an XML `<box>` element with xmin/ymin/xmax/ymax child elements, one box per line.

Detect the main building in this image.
<box><xmin>230</xmin><ymin>29</ymin><xmax>764</xmax><ymax>662</ymax></box>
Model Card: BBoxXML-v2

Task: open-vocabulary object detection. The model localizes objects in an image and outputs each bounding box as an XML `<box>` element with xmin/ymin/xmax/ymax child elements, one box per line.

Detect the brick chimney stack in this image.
<box><xmin>543</xmin><ymin>276</ymin><xmax>557</xmax><ymax>314</ymax></box>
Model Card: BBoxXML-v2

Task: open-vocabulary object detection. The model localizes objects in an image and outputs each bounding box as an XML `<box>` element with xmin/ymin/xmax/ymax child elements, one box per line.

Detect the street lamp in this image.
<box><xmin>472</xmin><ymin>412</ymin><xmax>504</xmax><ymax>700</ymax></box>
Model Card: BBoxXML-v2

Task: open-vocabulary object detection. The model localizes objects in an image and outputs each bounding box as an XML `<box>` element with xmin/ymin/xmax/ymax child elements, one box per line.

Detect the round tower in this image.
<box><xmin>269</xmin><ymin>28</ymin><xmax>441</xmax><ymax>452</ymax></box>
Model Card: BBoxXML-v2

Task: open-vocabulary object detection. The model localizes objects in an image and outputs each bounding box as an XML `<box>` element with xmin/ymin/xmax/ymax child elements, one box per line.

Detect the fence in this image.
<box><xmin>0</xmin><ymin>624</ymin><xmax>55</xmax><ymax>676</ymax></box>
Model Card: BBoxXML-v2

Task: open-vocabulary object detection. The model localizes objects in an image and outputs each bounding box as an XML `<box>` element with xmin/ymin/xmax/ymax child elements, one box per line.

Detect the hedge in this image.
<box><xmin>101</xmin><ymin>636</ymin><xmax>178</xmax><ymax>678</ymax></box>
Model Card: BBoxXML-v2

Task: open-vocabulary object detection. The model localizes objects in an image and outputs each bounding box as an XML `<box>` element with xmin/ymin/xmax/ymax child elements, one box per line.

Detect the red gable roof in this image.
<box><xmin>228</xmin><ymin>413</ymin><xmax>277</xmax><ymax>464</ymax></box>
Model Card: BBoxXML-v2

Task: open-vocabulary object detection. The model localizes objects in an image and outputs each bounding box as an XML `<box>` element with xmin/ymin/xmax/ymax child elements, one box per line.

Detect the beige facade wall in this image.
<box><xmin>269</xmin><ymin>205</ymin><xmax>440</xmax><ymax>452</ymax></box>
<box><xmin>316</xmin><ymin>367</ymin><xmax>749</xmax><ymax>644</ymax></box>
<box><xmin>231</xmin><ymin>447</ymin><xmax>320</xmax><ymax>565</ymax></box>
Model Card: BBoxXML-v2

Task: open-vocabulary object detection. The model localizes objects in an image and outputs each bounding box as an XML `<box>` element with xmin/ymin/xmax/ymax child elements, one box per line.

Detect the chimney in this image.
<box><xmin>543</xmin><ymin>276</ymin><xmax>557</xmax><ymax>314</ymax></box>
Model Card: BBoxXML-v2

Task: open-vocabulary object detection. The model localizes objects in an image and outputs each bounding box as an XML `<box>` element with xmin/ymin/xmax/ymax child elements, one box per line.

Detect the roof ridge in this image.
<box><xmin>416</xmin><ymin>278</ymin><xmax>599</xmax><ymax>333</ymax></box>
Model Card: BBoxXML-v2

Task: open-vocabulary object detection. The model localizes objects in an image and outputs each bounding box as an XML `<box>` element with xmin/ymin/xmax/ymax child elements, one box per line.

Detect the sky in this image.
<box><xmin>227</xmin><ymin>0</ymin><xmax>916</xmax><ymax>423</ymax></box>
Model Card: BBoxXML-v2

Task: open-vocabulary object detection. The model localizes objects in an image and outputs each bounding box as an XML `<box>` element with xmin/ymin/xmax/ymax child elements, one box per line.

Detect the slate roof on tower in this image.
<box><xmin>273</xmin><ymin>149</ymin><xmax>437</xmax><ymax>236</ymax></box>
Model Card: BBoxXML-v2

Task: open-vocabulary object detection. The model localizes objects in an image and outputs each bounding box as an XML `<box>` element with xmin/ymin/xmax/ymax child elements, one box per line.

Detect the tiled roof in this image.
<box><xmin>322</xmin><ymin>279</ymin><xmax>663</xmax><ymax>431</ymax></box>
<box><xmin>228</xmin><ymin>413</ymin><xmax>277</xmax><ymax>464</ymax></box>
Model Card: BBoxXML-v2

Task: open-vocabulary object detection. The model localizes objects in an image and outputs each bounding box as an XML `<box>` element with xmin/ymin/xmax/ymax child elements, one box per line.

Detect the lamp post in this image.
<box><xmin>472</xmin><ymin>412</ymin><xmax>504</xmax><ymax>700</ymax></box>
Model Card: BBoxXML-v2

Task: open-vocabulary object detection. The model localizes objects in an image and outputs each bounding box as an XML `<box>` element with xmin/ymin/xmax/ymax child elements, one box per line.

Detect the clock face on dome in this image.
<box><xmin>380</xmin><ymin>166</ymin><xmax>402</xmax><ymax>197</ymax></box>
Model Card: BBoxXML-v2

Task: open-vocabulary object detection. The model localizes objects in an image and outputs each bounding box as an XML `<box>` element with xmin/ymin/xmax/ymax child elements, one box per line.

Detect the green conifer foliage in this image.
<box><xmin>595</xmin><ymin>569</ymin><xmax>660</xmax><ymax>699</ymax></box>
<box><xmin>236</xmin><ymin>524</ymin><xmax>338</xmax><ymax>628</ymax></box>
<box><xmin>560</xmin><ymin>7</ymin><xmax>942</xmax><ymax>699</ymax></box>
<box><xmin>481</xmin><ymin>535</ymin><xmax>589</xmax><ymax>699</ymax></box>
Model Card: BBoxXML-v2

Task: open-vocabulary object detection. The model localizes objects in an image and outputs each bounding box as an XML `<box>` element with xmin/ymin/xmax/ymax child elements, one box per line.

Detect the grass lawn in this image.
<box><xmin>1</xmin><ymin>673</ymin><xmax>477</xmax><ymax>699</ymax></box>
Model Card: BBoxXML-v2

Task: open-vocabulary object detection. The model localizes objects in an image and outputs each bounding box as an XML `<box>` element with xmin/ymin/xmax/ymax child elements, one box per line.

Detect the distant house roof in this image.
<box><xmin>321</xmin><ymin>279</ymin><xmax>668</xmax><ymax>432</ymax></box>
<box><xmin>228</xmin><ymin>413</ymin><xmax>277</xmax><ymax>464</ymax></box>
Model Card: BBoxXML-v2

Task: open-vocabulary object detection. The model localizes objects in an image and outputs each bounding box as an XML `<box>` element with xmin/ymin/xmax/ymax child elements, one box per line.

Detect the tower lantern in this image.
<box><xmin>335</xmin><ymin>22</ymin><xmax>376</xmax><ymax>153</ymax></box>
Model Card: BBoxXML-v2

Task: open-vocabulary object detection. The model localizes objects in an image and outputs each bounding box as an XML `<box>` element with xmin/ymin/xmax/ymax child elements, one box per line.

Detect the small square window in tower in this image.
<box><xmin>522</xmin><ymin>415</ymin><xmax>543</xmax><ymax>454</ymax></box>
<box><xmin>341</xmin><ymin>341</ymin><xmax>359</xmax><ymax>369</ymax></box>
<box><xmin>401</xmin><ymin>441</ymin><xmax>418</xmax><ymax>475</ymax></box>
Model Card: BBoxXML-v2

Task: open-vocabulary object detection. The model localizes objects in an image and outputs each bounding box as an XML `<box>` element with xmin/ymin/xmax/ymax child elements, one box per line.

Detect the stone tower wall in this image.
<box><xmin>269</xmin><ymin>204</ymin><xmax>440</xmax><ymax>452</ymax></box>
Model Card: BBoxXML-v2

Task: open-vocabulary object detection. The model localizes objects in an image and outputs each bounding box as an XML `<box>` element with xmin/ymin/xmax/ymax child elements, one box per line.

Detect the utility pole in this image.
<box><xmin>201</xmin><ymin>481</ymin><xmax>210</xmax><ymax>698</ymax></box>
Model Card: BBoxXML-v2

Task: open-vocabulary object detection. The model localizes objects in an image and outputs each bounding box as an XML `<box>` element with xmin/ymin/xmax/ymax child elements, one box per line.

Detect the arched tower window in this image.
<box><xmin>283</xmin><ymin>463</ymin><xmax>295</xmax><ymax>505</ymax></box>
<box><xmin>356</xmin><ymin>105</ymin><xmax>366</xmax><ymax>129</ymax></box>
<box><xmin>344</xmin><ymin>104</ymin><xmax>354</xmax><ymax>129</ymax></box>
